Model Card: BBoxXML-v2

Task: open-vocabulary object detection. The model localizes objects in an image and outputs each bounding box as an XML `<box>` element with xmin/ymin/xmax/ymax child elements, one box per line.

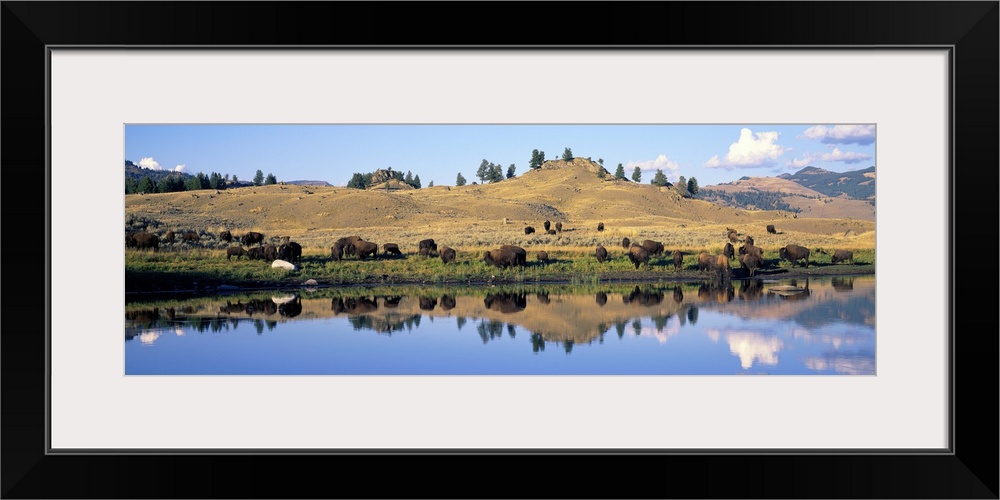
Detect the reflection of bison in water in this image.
<box><xmin>596</xmin><ymin>292</ymin><xmax>608</xmax><ymax>306</ymax></box>
<box><xmin>242</xmin><ymin>232</ymin><xmax>265</xmax><ymax>246</ymax></box>
<box><xmin>627</xmin><ymin>245</ymin><xmax>650</xmax><ymax>269</ymax></box>
<box><xmin>779</xmin><ymin>244</ymin><xmax>810</xmax><ymax>267</ymax></box>
<box><xmin>245</xmin><ymin>299</ymin><xmax>278</xmax><ymax>316</ymax></box>
<box><xmin>832</xmin><ymin>276</ymin><xmax>854</xmax><ymax>291</ymax></box>
<box><xmin>739</xmin><ymin>279</ymin><xmax>765</xmax><ymax>301</ymax></box>
<box><xmin>831</xmin><ymin>250</ymin><xmax>854</xmax><ymax>265</ymax></box>
<box><xmin>699</xmin><ymin>283</ymin><xmax>734</xmax><ymax>303</ymax></box>
<box><xmin>419</xmin><ymin>297</ymin><xmax>438</xmax><ymax>310</ymax></box>
<box><xmin>126</xmin><ymin>231</ymin><xmax>159</xmax><ymax>251</ymax></box>
<box><xmin>673</xmin><ymin>286</ymin><xmax>684</xmax><ymax>303</ymax></box>
<box><xmin>623</xmin><ymin>286</ymin><xmax>664</xmax><ymax>306</ymax></box>
<box><xmin>418</xmin><ymin>239</ymin><xmax>437</xmax><ymax>257</ymax></box>
<box><xmin>227</xmin><ymin>246</ymin><xmax>246</xmax><ymax>261</ymax></box>
<box><xmin>440</xmin><ymin>246</ymin><xmax>457</xmax><ymax>264</ymax></box>
<box><xmin>595</xmin><ymin>245</ymin><xmax>608</xmax><ymax>263</ymax></box>
<box><xmin>524</xmin><ymin>226</ymin><xmax>535</xmax><ymax>235</ymax></box>
<box><xmin>766</xmin><ymin>224</ymin><xmax>776</xmax><ymax>234</ymax></box>
<box><xmin>440</xmin><ymin>295</ymin><xmax>456</xmax><ymax>310</ymax></box>
<box><xmin>278</xmin><ymin>296</ymin><xmax>302</xmax><ymax>317</ymax></box>
<box><xmin>484</xmin><ymin>292</ymin><xmax>527</xmax><ymax>314</ymax></box>
<box><xmin>332</xmin><ymin>296</ymin><xmax>378</xmax><ymax>315</ymax></box>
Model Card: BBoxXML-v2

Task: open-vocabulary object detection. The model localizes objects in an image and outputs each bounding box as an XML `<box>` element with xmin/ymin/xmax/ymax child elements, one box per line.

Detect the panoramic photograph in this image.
<box><xmin>124</xmin><ymin>124</ymin><xmax>876</xmax><ymax>375</ymax></box>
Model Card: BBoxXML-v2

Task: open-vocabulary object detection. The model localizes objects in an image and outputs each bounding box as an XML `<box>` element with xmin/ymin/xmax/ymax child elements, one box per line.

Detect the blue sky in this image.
<box><xmin>125</xmin><ymin>124</ymin><xmax>876</xmax><ymax>188</ymax></box>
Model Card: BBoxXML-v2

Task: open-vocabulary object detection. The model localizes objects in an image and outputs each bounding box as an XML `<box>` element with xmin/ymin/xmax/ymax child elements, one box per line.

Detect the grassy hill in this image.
<box><xmin>125</xmin><ymin>158</ymin><xmax>875</xmax><ymax>256</ymax></box>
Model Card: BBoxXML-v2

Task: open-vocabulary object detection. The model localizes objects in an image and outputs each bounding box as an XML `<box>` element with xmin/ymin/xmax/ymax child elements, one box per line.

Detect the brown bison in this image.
<box><xmin>555</xmin><ymin>222</ymin><xmax>563</xmax><ymax>232</ymax></box>
<box><xmin>543</xmin><ymin>220</ymin><xmax>551</xmax><ymax>232</ymax></box>
<box><xmin>440</xmin><ymin>246</ymin><xmax>456</xmax><ymax>264</ymax></box>
<box><xmin>524</xmin><ymin>226</ymin><xmax>535</xmax><ymax>235</ymax></box>
<box><xmin>728</xmin><ymin>230</ymin><xmax>740</xmax><ymax>244</ymax></box>
<box><xmin>641</xmin><ymin>239</ymin><xmax>665</xmax><ymax>256</ymax></box>
<box><xmin>181</xmin><ymin>230</ymin><xmax>200</xmax><ymax>243</ymax></box>
<box><xmin>418</xmin><ymin>238</ymin><xmax>437</xmax><ymax>257</ymax></box>
<box><xmin>242</xmin><ymin>231</ymin><xmax>265</xmax><ymax>246</ymax></box>
<box><xmin>352</xmin><ymin>241</ymin><xmax>379</xmax><ymax>260</ymax></box>
<box><xmin>536</xmin><ymin>251</ymin><xmax>549</xmax><ymax>263</ymax></box>
<box><xmin>220</xmin><ymin>230</ymin><xmax>232</xmax><ymax>242</ymax></box>
<box><xmin>263</xmin><ymin>244</ymin><xmax>278</xmax><ymax>261</ymax></box>
<box><xmin>595</xmin><ymin>244</ymin><xmax>608</xmax><ymax>263</ymax></box>
<box><xmin>672</xmin><ymin>250</ymin><xmax>683</xmax><ymax>270</ymax></box>
<box><xmin>766</xmin><ymin>225</ymin><xmax>776</xmax><ymax>234</ymax></box>
<box><xmin>697</xmin><ymin>252</ymin><xmax>714</xmax><ymax>271</ymax></box>
<box><xmin>714</xmin><ymin>254</ymin><xmax>731</xmax><ymax>276</ymax></box>
<box><xmin>546</xmin><ymin>229</ymin><xmax>557</xmax><ymax>235</ymax></box>
<box><xmin>278</xmin><ymin>241</ymin><xmax>302</xmax><ymax>263</ymax></box>
<box><xmin>246</xmin><ymin>246</ymin><xmax>265</xmax><ymax>260</ymax></box>
<box><xmin>745</xmin><ymin>235</ymin><xmax>755</xmax><ymax>247</ymax></box>
<box><xmin>484</xmin><ymin>248</ymin><xmax>521</xmax><ymax>268</ymax></box>
<box><xmin>226</xmin><ymin>246</ymin><xmax>246</xmax><ymax>261</ymax></box>
<box><xmin>499</xmin><ymin>245</ymin><xmax>527</xmax><ymax>265</ymax></box>
<box><xmin>627</xmin><ymin>245</ymin><xmax>650</xmax><ymax>269</ymax></box>
<box><xmin>335</xmin><ymin>236</ymin><xmax>365</xmax><ymax>257</ymax></box>
<box><xmin>383</xmin><ymin>243</ymin><xmax>402</xmax><ymax>256</ymax></box>
<box><xmin>779</xmin><ymin>244</ymin><xmax>810</xmax><ymax>267</ymax></box>
<box><xmin>126</xmin><ymin>231</ymin><xmax>159</xmax><ymax>251</ymax></box>
<box><xmin>597</xmin><ymin>222</ymin><xmax>605</xmax><ymax>232</ymax></box>
<box><xmin>723</xmin><ymin>242</ymin><xmax>735</xmax><ymax>261</ymax></box>
<box><xmin>163</xmin><ymin>230</ymin><xmax>175</xmax><ymax>244</ymax></box>
<box><xmin>831</xmin><ymin>249</ymin><xmax>854</xmax><ymax>265</ymax></box>
<box><xmin>330</xmin><ymin>243</ymin><xmax>345</xmax><ymax>261</ymax></box>
<box><xmin>622</xmin><ymin>237</ymin><xmax>631</xmax><ymax>249</ymax></box>
<box><xmin>739</xmin><ymin>244</ymin><xmax>764</xmax><ymax>261</ymax></box>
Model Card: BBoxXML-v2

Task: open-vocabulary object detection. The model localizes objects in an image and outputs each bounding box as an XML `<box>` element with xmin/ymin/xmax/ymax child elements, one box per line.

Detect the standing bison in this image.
<box><xmin>536</xmin><ymin>251</ymin><xmax>549</xmax><ymax>263</ymax></box>
<box><xmin>278</xmin><ymin>241</ymin><xmax>302</xmax><ymax>263</ymax></box>
<box><xmin>263</xmin><ymin>244</ymin><xmax>278</xmax><ymax>261</ymax></box>
<box><xmin>627</xmin><ymin>245</ymin><xmax>650</xmax><ymax>269</ymax></box>
<box><xmin>595</xmin><ymin>244</ymin><xmax>608</xmax><ymax>263</ymax></box>
<box><xmin>640</xmin><ymin>239</ymin><xmax>665</xmax><ymax>256</ymax></box>
<box><xmin>723</xmin><ymin>242</ymin><xmax>735</xmax><ymax>261</ymax></box>
<box><xmin>330</xmin><ymin>243</ymin><xmax>345</xmax><ymax>261</ymax></box>
<box><xmin>226</xmin><ymin>246</ymin><xmax>246</xmax><ymax>261</ymax></box>
<box><xmin>740</xmin><ymin>252</ymin><xmax>763</xmax><ymax>277</ymax></box>
<box><xmin>597</xmin><ymin>222</ymin><xmax>605</xmax><ymax>232</ymax></box>
<box><xmin>484</xmin><ymin>248</ymin><xmax>522</xmax><ymax>268</ymax></box>
<box><xmin>524</xmin><ymin>226</ymin><xmax>535</xmax><ymax>235</ymax></box>
<box><xmin>440</xmin><ymin>246</ymin><xmax>457</xmax><ymax>264</ymax></box>
<box><xmin>672</xmin><ymin>250</ymin><xmax>683</xmax><ymax>270</ymax></box>
<box><xmin>543</xmin><ymin>220</ymin><xmax>551</xmax><ymax>232</ymax></box>
<box><xmin>728</xmin><ymin>230</ymin><xmax>740</xmax><ymax>244</ymax></box>
<box><xmin>163</xmin><ymin>230</ymin><xmax>175</xmax><ymax>244</ymax></box>
<box><xmin>383</xmin><ymin>243</ymin><xmax>402</xmax><ymax>256</ymax></box>
<box><xmin>126</xmin><ymin>231</ymin><xmax>159</xmax><ymax>251</ymax></box>
<box><xmin>555</xmin><ymin>222</ymin><xmax>563</xmax><ymax>232</ymax></box>
<box><xmin>622</xmin><ymin>237</ymin><xmax>631</xmax><ymax>249</ymax></box>
<box><xmin>831</xmin><ymin>250</ymin><xmax>854</xmax><ymax>265</ymax></box>
<box><xmin>779</xmin><ymin>244</ymin><xmax>810</xmax><ymax>267</ymax></box>
<box><xmin>181</xmin><ymin>230</ymin><xmax>200</xmax><ymax>243</ymax></box>
<box><xmin>335</xmin><ymin>236</ymin><xmax>365</xmax><ymax>257</ymax></box>
<box><xmin>714</xmin><ymin>254</ymin><xmax>731</xmax><ymax>276</ymax></box>
<box><xmin>418</xmin><ymin>238</ymin><xmax>437</xmax><ymax>257</ymax></box>
<box><xmin>220</xmin><ymin>230</ymin><xmax>232</xmax><ymax>242</ymax></box>
<box><xmin>499</xmin><ymin>245</ymin><xmax>527</xmax><ymax>265</ymax></box>
<box><xmin>745</xmin><ymin>235</ymin><xmax>755</xmax><ymax>247</ymax></box>
<box><xmin>352</xmin><ymin>241</ymin><xmax>379</xmax><ymax>260</ymax></box>
<box><xmin>242</xmin><ymin>232</ymin><xmax>265</xmax><ymax>246</ymax></box>
<box><xmin>766</xmin><ymin>225</ymin><xmax>776</xmax><ymax>234</ymax></box>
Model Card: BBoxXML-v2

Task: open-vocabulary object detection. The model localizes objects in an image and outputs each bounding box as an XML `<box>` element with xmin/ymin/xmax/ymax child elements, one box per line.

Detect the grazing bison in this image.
<box><xmin>697</xmin><ymin>252</ymin><xmax>714</xmax><ymax>271</ymax></box>
<box><xmin>335</xmin><ymin>236</ymin><xmax>364</xmax><ymax>257</ymax></box>
<box><xmin>779</xmin><ymin>244</ymin><xmax>810</xmax><ymax>267</ymax></box>
<box><xmin>126</xmin><ymin>231</ymin><xmax>159</xmax><ymax>251</ymax></box>
<box><xmin>352</xmin><ymin>241</ymin><xmax>379</xmax><ymax>260</ymax></box>
<box><xmin>597</xmin><ymin>222</ymin><xmax>604</xmax><ymax>232</ymax></box>
<box><xmin>163</xmin><ymin>230</ymin><xmax>175</xmax><ymax>244</ymax></box>
<box><xmin>383</xmin><ymin>243</ymin><xmax>402</xmax><ymax>256</ymax></box>
<box><xmin>330</xmin><ymin>243</ymin><xmax>345</xmax><ymax>261</ymax></box>
<box><xmin>766</xmin><ymin>225</ymin><xmax>776</xmax><ymax>234</ymax></box>
<box><xmin>278</xmin><ymin>241</ymin><xmax>302</xmax><ymax>263</ymax></box>
<box><xmin>246</xmin><ymin>247</ymin><xmax>265</xmax><ymax>260</ymax></box>
<box><xmin>739</xmin><ymin>244</ymin><xmax>764</xmax><ymax>261</ymax></box>
<box><xmin>440</xmin><ymin>246</ymin><xmax>456</xmax><ymax>264</ymax></box>
<box><xmin>640</xmin><ymin>239</ymin><xmax>665</xmax><ymax>256</ymax></box>
<box><xmin>262</xmin><ymin>244</ymin><xmax>278</xmax><ymax>261</ymax></box>
<box><xmin>524</xmin><ymin>226</ymin><xmax>535</xmax><ymax>235</ymax></box>
<box><xmin>622</xmin><ymin>237</ymin><xmax>631</xmax><ymax>249</ymax></box>
<box><xmin>543</xmin><ymin>220</ymin><xmax>551</xmax><ymax>232</ymax></box>
<box><xmin>672</xmin><ymin>250</ymin><xmax>683</xmax><ymax>270</ymax></box>
<box><xmin>595</xmin><ymin>244</ymin><xmax>608</xmax><ymax>263</ymax></box>
<box><xmin>220</xmin><ymin>230</ymin><xmax>232</xmax><ymax>242</ymax></box>
<box><xmin>831</xmin><ymin>249</ymin><xmax>854</xmax><ymax>265</ymax></box>
<box><xmin>714</xmin><ymin>254</ymin><xmax>731</xmax><ymax>276</ymax></box>
<box><xmin>242</xmin><ymin>232</ymin><xmax>265</xmax><ymax>246</ymax></box>
<box><xmin>226</xmin><ymin>246</ymin><xmax>246</xmax><ymax>261</ymax></box>
<box><xmin>484</xmin><ymin>248</ymin><xmax>521</xmax><ymax>268</ymax></box>
<box><xmin>627</xmin><ymin>245</ymin><xmax>650</xmax><ymax>269</ymax></box>
<box><xmin>745</xmin><ymin>235</ymin><xmax>755</xmax><ymax>247</ymax></box>
<box><xmin>181</xmin><ymin>230</ymin><xmax>200</xmax><ymax>243</ymax></box>
<box><xmin>536</xmin><ymin>251</ymin><xmax>549</xmax><ymax>263</ymax></box>
<box><xmin>499</xmin><ymin>245</ymin><xmax>527</xmax><ymax>265</ymax></box>
<box><xmin>547</xmin><ymin>229</ymin><xmax>557</xmax><ymax>235</ymax></box>
<box><xmin>555</xmin><ymin>222</ymin><xmax>563</xmax><ymax>232</ymax></box>
<box><xmin>723</xmin><ymin>242</ymin><xmax>735</xmax><ymax>261</ymax></box>
<box><xmin>418</xmin><ymin>238</ymin><xmax>437</xmax><ymax>257</ymax></box>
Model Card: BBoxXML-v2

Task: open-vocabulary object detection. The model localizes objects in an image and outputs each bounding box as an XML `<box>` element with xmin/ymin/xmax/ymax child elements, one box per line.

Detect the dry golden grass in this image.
<box><xmin>125</xmin><ymin>158</ymin><xmax>875</xmax><ymax>257</ymax></box>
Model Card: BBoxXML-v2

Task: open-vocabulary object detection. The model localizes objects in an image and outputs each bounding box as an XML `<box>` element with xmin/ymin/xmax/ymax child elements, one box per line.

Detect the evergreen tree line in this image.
<box><xmin>347</xmin><ymin>168</ymin><xmax>422</xmax><ymax>190</ymax></box>
<box><xmin>126</xmin><ymin>166</ymin><xmax>276</xmax><ymax>194</ymax></box>
<box><xmin>475</xmin><ymin>159</ymin><xmax>516</xmax><ymax>184</ymax></box>
<box><xmin>697</xmin><ymin>188</ymin><xmax>801</xmax><ymax>212</ymax></box>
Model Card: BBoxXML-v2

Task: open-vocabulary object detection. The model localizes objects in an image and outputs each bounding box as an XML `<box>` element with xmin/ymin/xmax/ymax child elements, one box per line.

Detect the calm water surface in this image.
<box><xmin>125</xmin><ymin>276</ymin><xmax>875</xmax><ymax>375</ymax></box>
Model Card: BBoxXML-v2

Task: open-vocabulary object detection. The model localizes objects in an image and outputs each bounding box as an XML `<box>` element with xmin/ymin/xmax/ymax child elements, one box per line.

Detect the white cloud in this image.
<box><xmin>786</xmin><ymin>147</ymin><xmax>872</xmax><ymax>168</ymax></box>
<box><xmin>704</xmin><ymin>128</ymin><xmax>786</xmax><ymax>169</ymax></box>
<box><xmin>138</xmin><ymin>157</ymin><xmax>162</xmax><ymax>170</ymax></box>
<box><xmin>801</xmin><ymin>124</ymin><xmax>875</xmax><ymax>145</ymax></box>
<box><xmin>173</xmin><ymin>164</ymin><xmax>186</xmax><ymax>172</ymax></box>
<box><xmin>626</xmin><ymin>154</ymin><xmax>681</xmax><ymax>180</ymax></box>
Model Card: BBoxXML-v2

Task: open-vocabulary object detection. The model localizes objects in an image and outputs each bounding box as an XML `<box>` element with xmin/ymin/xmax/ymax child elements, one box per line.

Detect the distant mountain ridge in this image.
<box><xmin>285</xmin><ymin>180</ymin><xmax>332</xmax><ymax>187</ymax></box>
<box><xmin>779</xmin><ymin>166</ymin><xmax>875</xmax><ymax>199</ymax></box>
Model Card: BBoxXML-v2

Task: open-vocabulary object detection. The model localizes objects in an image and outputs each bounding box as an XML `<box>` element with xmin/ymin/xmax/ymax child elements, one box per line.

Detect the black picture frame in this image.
<box><xmin>3</xmin><ymin>2</ymin><xmax>997</xmax><ymax>498</ymax></box>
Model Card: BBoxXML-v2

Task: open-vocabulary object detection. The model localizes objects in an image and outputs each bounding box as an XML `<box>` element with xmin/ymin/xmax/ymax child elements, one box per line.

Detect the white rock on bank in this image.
<box><xmin>271</xmin><ymin>259</ymin><xmax>296</xmax><ymax>270</ymax></box>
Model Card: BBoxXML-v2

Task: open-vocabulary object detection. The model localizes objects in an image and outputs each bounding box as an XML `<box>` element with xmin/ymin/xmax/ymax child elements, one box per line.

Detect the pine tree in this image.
<box><xmin>138</xmin><ymin>176</ymin><xmax>157</xmax><ymax>194</ymax></box>
<box><xmin>562</xmin><ymin>147</ymin><xmax>573</xmax><ymax>161</ymax></box>
<box><xmin>253</xmin><ymin>169</ymin><xmax>264</xmax><ymax>186</ymax></box>
<box><xmin>651</xmin><ymin>169</ymin><xmax>669</xmax><ymax>186</ymax></box>
<box><xmin>529</xmin><ymin>149</ymin><xmax>541</xmax><ymax>169</ymax></box>
<box><xmin>456</xmin><ymin>172</ymin><xmax>467</xmax><ymax>186</ymax></box>
<box><xmin>506</xmin><ymin>164</ymin><xmax>516</xmax><ymax>179</ymax></box>
<box><xmin>687</xmin><ymin>177</ymin><xmax>699</xmax><ymax>197</ymax></box>
<box><xmin>631</xmin><ymin>166</ymin><xmax>642</xmax><ymax>183</ymax></box>
<box><xmin>412</xmin><ymin>174</ymin><xmax>421</xmax><ymax>189</ymax></box>
<box><xmin>476</xmin><ymin>159</ymin><xmax>490</xmax><ymax>183</ymax></box>
<box><xmin>489</xmin><ymin>163</ymin><xmax>503</xmax><ymax>183</ymax></box>
<box><xmin>676</xmin><ymin>175</ymin><xmax>690</xmax><ymax>197</ymax></box>
<box><xmin>614</xmin><ymin>163</ymin><xmax>626</xmax><ymax>180</ymax></box>
<box><xmin>428</xmin><ymin>180</ymin><xmax>434</xmax><ymax>187</ymax></box>
<box><xmin>264</xmin><ymin>173</ymin><xmax>277</xmax><ymax>185</ymax></box>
